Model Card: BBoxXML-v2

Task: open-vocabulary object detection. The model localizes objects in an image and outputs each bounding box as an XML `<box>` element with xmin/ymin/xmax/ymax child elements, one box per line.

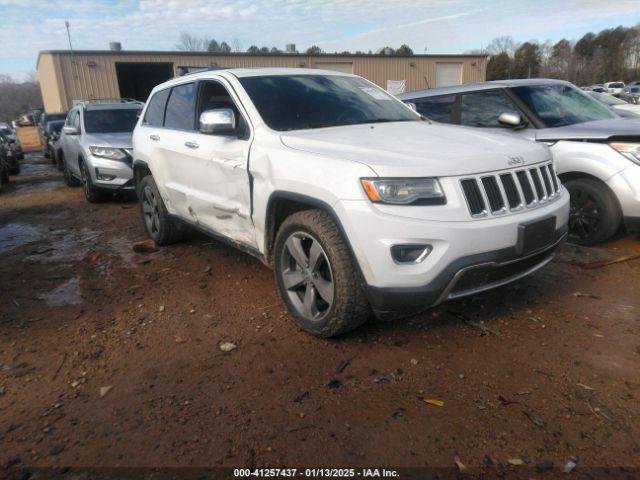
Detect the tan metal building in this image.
<box><xmin>37</xmin><ymin>50</ymin><xmax>487</xmax><ymax>113</ymax></box>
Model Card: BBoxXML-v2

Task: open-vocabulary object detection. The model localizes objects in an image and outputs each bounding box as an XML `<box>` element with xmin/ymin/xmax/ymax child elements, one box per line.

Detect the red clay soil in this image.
<box><xmin>1</xmin><ymin>155</ymin><xmax>639</xmax><ymax>478</ymax></box>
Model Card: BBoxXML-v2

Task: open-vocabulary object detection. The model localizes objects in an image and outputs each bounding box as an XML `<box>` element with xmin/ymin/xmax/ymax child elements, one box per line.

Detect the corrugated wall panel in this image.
<box><xmin>40</xmin><ymin>52</ymin><xmax>486</xmax><ymax>109</ymax></box>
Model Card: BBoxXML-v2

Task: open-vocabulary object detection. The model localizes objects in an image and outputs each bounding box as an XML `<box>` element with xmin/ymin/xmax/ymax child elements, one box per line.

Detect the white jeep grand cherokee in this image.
<box><xmin>132</xmin><ymin>68</ymin><xmax>569</xmax><ymax>337</ymax></box>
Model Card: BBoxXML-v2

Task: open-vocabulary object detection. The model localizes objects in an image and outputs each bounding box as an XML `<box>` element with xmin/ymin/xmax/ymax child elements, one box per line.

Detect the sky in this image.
<box><xmin>0</xmin><ymin>0</ymin><xmax>639</xmax><ymax>79</ymax></box>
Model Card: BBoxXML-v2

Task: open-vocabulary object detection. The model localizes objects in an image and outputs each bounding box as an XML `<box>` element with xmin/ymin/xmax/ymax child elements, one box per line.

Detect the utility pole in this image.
<box><xmin>65</xmin><ymin>20</ymin><xmax>73</xmax><ymax>52</ymax></box>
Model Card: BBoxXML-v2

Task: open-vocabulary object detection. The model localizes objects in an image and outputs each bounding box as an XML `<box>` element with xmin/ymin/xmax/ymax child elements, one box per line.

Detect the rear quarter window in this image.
<box><xmin>411</xmin><ymin>94</ymin><xmax>456</xmax><ymax>123</ymax></box>
<box><xmin>143</xmin><ymin>89</ymin><xmax>170</xmax><ymax>127</ymax></box>
<box><xmin>164</xmin><ymin>83</ymin><xmax>196</xmax><ymax>130</ymax></box>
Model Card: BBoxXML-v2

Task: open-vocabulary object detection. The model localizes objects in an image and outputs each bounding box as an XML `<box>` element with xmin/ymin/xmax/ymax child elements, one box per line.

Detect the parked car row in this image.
<box><xmin>399</xmin><ymin>79</ymin><xmax>640</xmax><ymax>246</ymax></box>
<box><xmin>0</xmin><ymin>125</ymin><xmax>23</xmax><ymax>193</ymax></box>
<box><xmin>50</xmin><ymin>69</ymin><xmax>638</xmax><ymax>336</ymax></box>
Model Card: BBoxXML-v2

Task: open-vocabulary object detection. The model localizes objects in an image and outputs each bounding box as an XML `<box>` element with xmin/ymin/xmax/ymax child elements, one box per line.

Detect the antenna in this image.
<box><xmin>65</xmin><ymin>20</ymin><xmax>73</xmax><ymax>52</ymax></box>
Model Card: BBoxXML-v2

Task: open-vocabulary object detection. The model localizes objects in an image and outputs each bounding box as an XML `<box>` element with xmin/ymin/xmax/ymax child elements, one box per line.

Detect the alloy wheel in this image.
<box><xmin>568</xmin><ymin>187</ymin><xmax>602</xmax><ymax>240</ymax></box>
<box><xmin>81</xmin><ymin>163</ymin><xmax>92</xmax><ymax>198</ymax></box>
<box><xmin>280</xmin><ymin>232</ymin><xmax>334</xmax><ymax>322</ymax></box>
<box><xmin>141</xmin><ymin>185</ymin><xmax>161</xmax><ymax>235</ymax></box>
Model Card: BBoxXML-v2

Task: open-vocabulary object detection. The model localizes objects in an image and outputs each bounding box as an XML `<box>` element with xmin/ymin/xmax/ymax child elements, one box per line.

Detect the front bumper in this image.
<box><xmin>366</xmin><ymin>230</ymin><xmax>566</xmax><ymax>317</ymax></box>
<box><xmin>86</xmin><ymin>154</ymin><xmax>134</xmax><ymax>191</ymax></box>
<box><xmin>336</xmin><ymin>189</ymin><xmax>570</xmax><ymax>316</ymax></box>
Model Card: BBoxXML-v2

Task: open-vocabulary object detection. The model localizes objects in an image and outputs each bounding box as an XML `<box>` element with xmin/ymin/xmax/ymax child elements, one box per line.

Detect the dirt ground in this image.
<box><xmin>1</xmin><ymin>155</ymin><xmax>639</xmax><ymax>477</ymax></box>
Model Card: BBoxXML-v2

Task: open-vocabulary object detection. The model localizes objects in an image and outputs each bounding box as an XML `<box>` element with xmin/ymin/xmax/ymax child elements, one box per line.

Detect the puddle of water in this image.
<box><xmin>19</xmin><ymin>163</ymin><xmax>57</xmax><ymax>177</ymax></box>
<box><xmin>14</xmin><ymin>180</ymin><xmax>63</xmax><ymax>194</ymax></box>
<box><xmin>0</xmin><ymin>223</ymin><xmax>44</xmax><ymax>254</ymax></box>
<box><xmin>40</xmin><ymin>277</ymin><xmax>82</xmax><ymax>307</ymax></box>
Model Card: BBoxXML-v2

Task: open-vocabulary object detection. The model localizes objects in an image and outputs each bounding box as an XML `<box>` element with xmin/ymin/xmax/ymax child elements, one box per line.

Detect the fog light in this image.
<box><xmin>95</xmin><ymin>168</ymin><xmax>116</xmax><ymax>181</ymax></box>
<box><xmin>391</xmin><ymin>244</ymin><xmax>432</xmax><ymax>264</ymax></box>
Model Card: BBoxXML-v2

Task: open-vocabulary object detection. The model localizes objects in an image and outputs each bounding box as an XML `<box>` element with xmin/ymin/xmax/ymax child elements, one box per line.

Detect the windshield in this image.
<box><xmin>608</xmin><ymin>82</ymin><xmax>624</xmax><ymax>88</ymax></box>
<box><xmin>84</xmin><ymin>108</ymin><xmax>141</xmax><ymax>133</ymax></box>
<box><xmin>0</xmin><ymin>127</ymin><xmax>12</xmax><ymax>135</ymax></box>
<box><xmin>239</xmin><ymin>75</ymin><xmax>418</xmax><ymax>131</ymax></box>
<box><xmin>512</xmin><ymin>84</ymin><xmax>617</xmax><ymax>127</ymax></box>
<box><xmin>630</xmin><ymin>87</ymin><xmax>640</xmax><ymax>93</ymax></box>
<box><xmin>590</xmin><ymin>91</ymin><xmax>627</xmax><ymax>105</ymax></box>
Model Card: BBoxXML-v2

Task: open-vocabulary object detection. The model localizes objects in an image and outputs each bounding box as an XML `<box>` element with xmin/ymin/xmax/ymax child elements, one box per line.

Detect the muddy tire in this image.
<box><xmin>8</xmin><ymin>163</ymin><xmax>20</xmax><ymax>175</ymax></box>
<box><xmin>1</xmin><ymin>162</ymin><xmax>8</xmax><ymax>184</ymax></box>
<box><xmin>274</xmin><ymin>209</ymin><xmax>370</xmax><ymax>337</ymax></box>
<box><xmin>138</xmin><ymin>175</ymin><xmax>182</xmax><ymax>246</ymax></box>
<box><xmin>80</xmin><ymin>160</ymin><xmax>104</xmax><ymax>203</ymax></box>
<box><xmin>62</xmin><ymin>154</ymin><xmax>80</xmax><ymax>187</ymax></box>
<box><xmin>566</xmin><ymin>178</ymin><xmax>621</xmax><ymax>246</ymax></box>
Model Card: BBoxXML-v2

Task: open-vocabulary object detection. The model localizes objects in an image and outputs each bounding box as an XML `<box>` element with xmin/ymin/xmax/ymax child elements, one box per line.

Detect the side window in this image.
<box><xmin>412</xmin><ymin>95</ymin><xmax>456</xmax><ymax>123</ymax></box>
<box><xmin>164</xmin><ymin>83</ymin><xmax>196</xmax><ymax>130</ymax></box>
<box><xmin>143</xmin><ymin>89</ymin><xmax>170</xmax><ymax>127</ymax></box>
<box><xmin>196</xmin><ymin>80</ymin><xmax>243</xmax><ymax>134</ymax></box>
<box><xmin>460</xmin><ymin>90</ymin><xmax>520</xmax><ymax>127</ymax></box>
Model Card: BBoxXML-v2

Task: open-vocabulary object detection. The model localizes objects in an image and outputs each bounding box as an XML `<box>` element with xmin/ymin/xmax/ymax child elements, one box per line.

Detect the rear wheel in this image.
<box><xmin>139</xmin><ymin>175</ymin><xmax>183</xmax><ymax>245</ymax></box>
<box><xmin>80</xmin><ymin>160</ymin><xmax>104</xmax><ymax>203</ymax></box>
<box><xmin>566</xmin><ymin>178</ymin><xmax>621</xmax><ymax>245</ymax></box>
<box><xmin>274</xmin><ymin>209</ymin><xmax>370</xmax><ymax>337</ymax></box>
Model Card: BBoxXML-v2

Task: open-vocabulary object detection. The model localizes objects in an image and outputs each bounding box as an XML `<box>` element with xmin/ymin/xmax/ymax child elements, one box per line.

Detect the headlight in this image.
<box><xmin>361</xmin><ymin>178</ymin><xmax>446</xmax><ymax>205</ymax></box>
<box><xmin>89</xmin><ymin>146</ymin><xmax>127</xmax><ymax>161</ymax></box>
<box><xmin>609</xmin><ymin>142</ymin><xmax>640</xmax><ymax>166</ymax></box>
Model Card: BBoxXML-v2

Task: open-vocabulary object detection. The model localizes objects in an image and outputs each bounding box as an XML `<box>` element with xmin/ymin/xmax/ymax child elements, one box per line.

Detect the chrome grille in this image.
<box><xmin>460</xmin><ymin>162</ymin><xmax>561</xmax><ymax>218</ymax></box>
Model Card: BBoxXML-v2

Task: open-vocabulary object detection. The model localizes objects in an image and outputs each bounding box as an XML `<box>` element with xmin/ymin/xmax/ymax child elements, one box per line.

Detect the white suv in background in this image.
<box><xmin>132</xmin><ymin>68</ymin><xmax>569</xmax><ymax>337</ymax></box>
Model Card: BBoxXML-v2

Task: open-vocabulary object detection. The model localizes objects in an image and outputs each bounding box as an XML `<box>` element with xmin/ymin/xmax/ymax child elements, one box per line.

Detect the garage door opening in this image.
<box><xmin>115</xmin><ymin>62</ymin><xmax>174</xmax><ymax>102</ymax></box>
<box><xmin>436</xmin><ymin>62</ymin><xmax>462</xmax><ymax>87</ymax></box>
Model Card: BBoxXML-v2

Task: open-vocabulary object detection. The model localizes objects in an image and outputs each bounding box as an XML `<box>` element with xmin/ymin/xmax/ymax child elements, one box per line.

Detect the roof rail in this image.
<box><xmin>72</xmin><ymin>98</ymin><xmax>144</xmax><ymax>107</ymax></box>
<box><xmin>175</xmin><ymin>66</ymin><xmax>241</xmax><ymax>78</ymax></box>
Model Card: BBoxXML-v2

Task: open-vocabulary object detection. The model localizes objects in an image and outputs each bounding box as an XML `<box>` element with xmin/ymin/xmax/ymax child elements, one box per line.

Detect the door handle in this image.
<box><xmin>149</xmin><ymin>134</ymin><xmax>160</xmax><ymax>141</ymax></box>
<box><xmin>184</xmin><ymin>141</ymin><xmax>199</xmax><ymax>149</ymax></box>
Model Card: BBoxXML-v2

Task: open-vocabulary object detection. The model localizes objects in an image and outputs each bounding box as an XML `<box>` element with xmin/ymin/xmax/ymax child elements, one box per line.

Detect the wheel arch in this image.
<box><xmin>264</xmin><ymin>192</ymin><xmax>364</xmax><ymax>282</ymax></box>
<box><xmin>133</xmin><ymin>160</ymin><xmax>152</xmax><ymax>193</ymax></box>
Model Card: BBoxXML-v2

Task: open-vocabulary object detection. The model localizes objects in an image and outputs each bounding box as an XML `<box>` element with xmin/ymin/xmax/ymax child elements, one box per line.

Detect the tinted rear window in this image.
<box><xmin>144</xmin><ymin>89</ymin><xmax>170</xmax><ymax>127</ymax></box>
<box><xmin>410</xmin><ymin>95</ymin><xmax>456</xmax><ymax>123</ymax></box>
<box><xmin>164</xmin><ymin>83</ymin><xmax>196</xmax><ymax>130</ymax></box>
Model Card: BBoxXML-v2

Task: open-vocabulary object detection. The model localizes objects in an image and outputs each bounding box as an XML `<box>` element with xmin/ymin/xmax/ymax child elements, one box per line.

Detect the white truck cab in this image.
<box><xmin>133</xmin><ymin>68</ymin><xmax>569</xmax><ymax>337</ymax></box>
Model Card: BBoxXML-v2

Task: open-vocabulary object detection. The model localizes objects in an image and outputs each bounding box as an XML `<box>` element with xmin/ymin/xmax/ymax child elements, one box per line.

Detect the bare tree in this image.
<box><xmin>0</xmin><ymin>74</ymin><xmax>43</xmax><ymax>122</ymax></box>
<box><xmin>486</xmin><ymin>36</ymin><xmax>518</xmax><ymax>56</ymax></box>
<box><xmin>176</xmin><ymin>32</ymin><xmax>209</xmax><ymax>51</ymax></box>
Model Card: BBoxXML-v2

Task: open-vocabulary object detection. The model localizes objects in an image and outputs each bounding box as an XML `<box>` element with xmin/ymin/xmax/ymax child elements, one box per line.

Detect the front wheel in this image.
<box><xmin>274</xmin><ymin>209</ymin><xmax>370</xmax><ymax>337</ymax></box>
<box><xmin>566</xmin><ymin>178</ymin><xmax>621</xmax><ymax>245</ymax></box>
<box><xmin>138</xmin><ymin>175</ymin><xmax>183</xmax><ymax>245</ymax></box>
<box><xmin>80</xmin><ymin>161</ymin><xmax>104</xmax><ymax>203</ymax></box>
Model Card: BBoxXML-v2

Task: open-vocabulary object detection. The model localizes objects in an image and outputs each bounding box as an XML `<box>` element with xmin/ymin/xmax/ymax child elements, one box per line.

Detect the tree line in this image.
<box><xmin>176</xmin><ymin>32</ymin><xmax>414</xmax><ymax>56</ymax></box>
<box><xmin>0</xmin><ymin>75</ymin><xmax>42</xmax><ymax>123</ymax></box>
<box><xmin>482</xmin><ymin>24</ymin><xmax>640</xmax><ymax>85</ymax></box>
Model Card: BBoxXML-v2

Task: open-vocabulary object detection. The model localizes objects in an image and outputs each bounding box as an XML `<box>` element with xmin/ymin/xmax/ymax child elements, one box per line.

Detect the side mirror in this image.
<box><xmin>63</xmin><ymin>126</ymin><xmax>79</xmax><ymax>135</ymax></box>
<box><xmin>199</xmin><ymin>109</ymin><xmax>236</xmax><ymax>135</ymax></box>
<box><xmin>406</xmin><ymin>102</ymin><xmax>417</xmax><ymax>112</ymax></box>
<box><xmin>498</xmin><ymin>112</ymin><xmax>525</xmax><ymax>129</ymax></box>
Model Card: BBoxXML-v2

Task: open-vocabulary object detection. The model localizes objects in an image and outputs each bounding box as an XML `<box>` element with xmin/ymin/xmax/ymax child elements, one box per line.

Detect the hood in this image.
<box><xmin>535</xmin><ymin>118</ymin><xmax>640</xmax><ymax>141</ymax></box>
<box><xmin>84</xmin><ymin>132</ymin><xmax>133</xmax><ymax>149</ymax></box>
<box><xmin>280</xmin><ymin>121</ymin><xmax>550</xmax><ymax>177</ymax></box>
